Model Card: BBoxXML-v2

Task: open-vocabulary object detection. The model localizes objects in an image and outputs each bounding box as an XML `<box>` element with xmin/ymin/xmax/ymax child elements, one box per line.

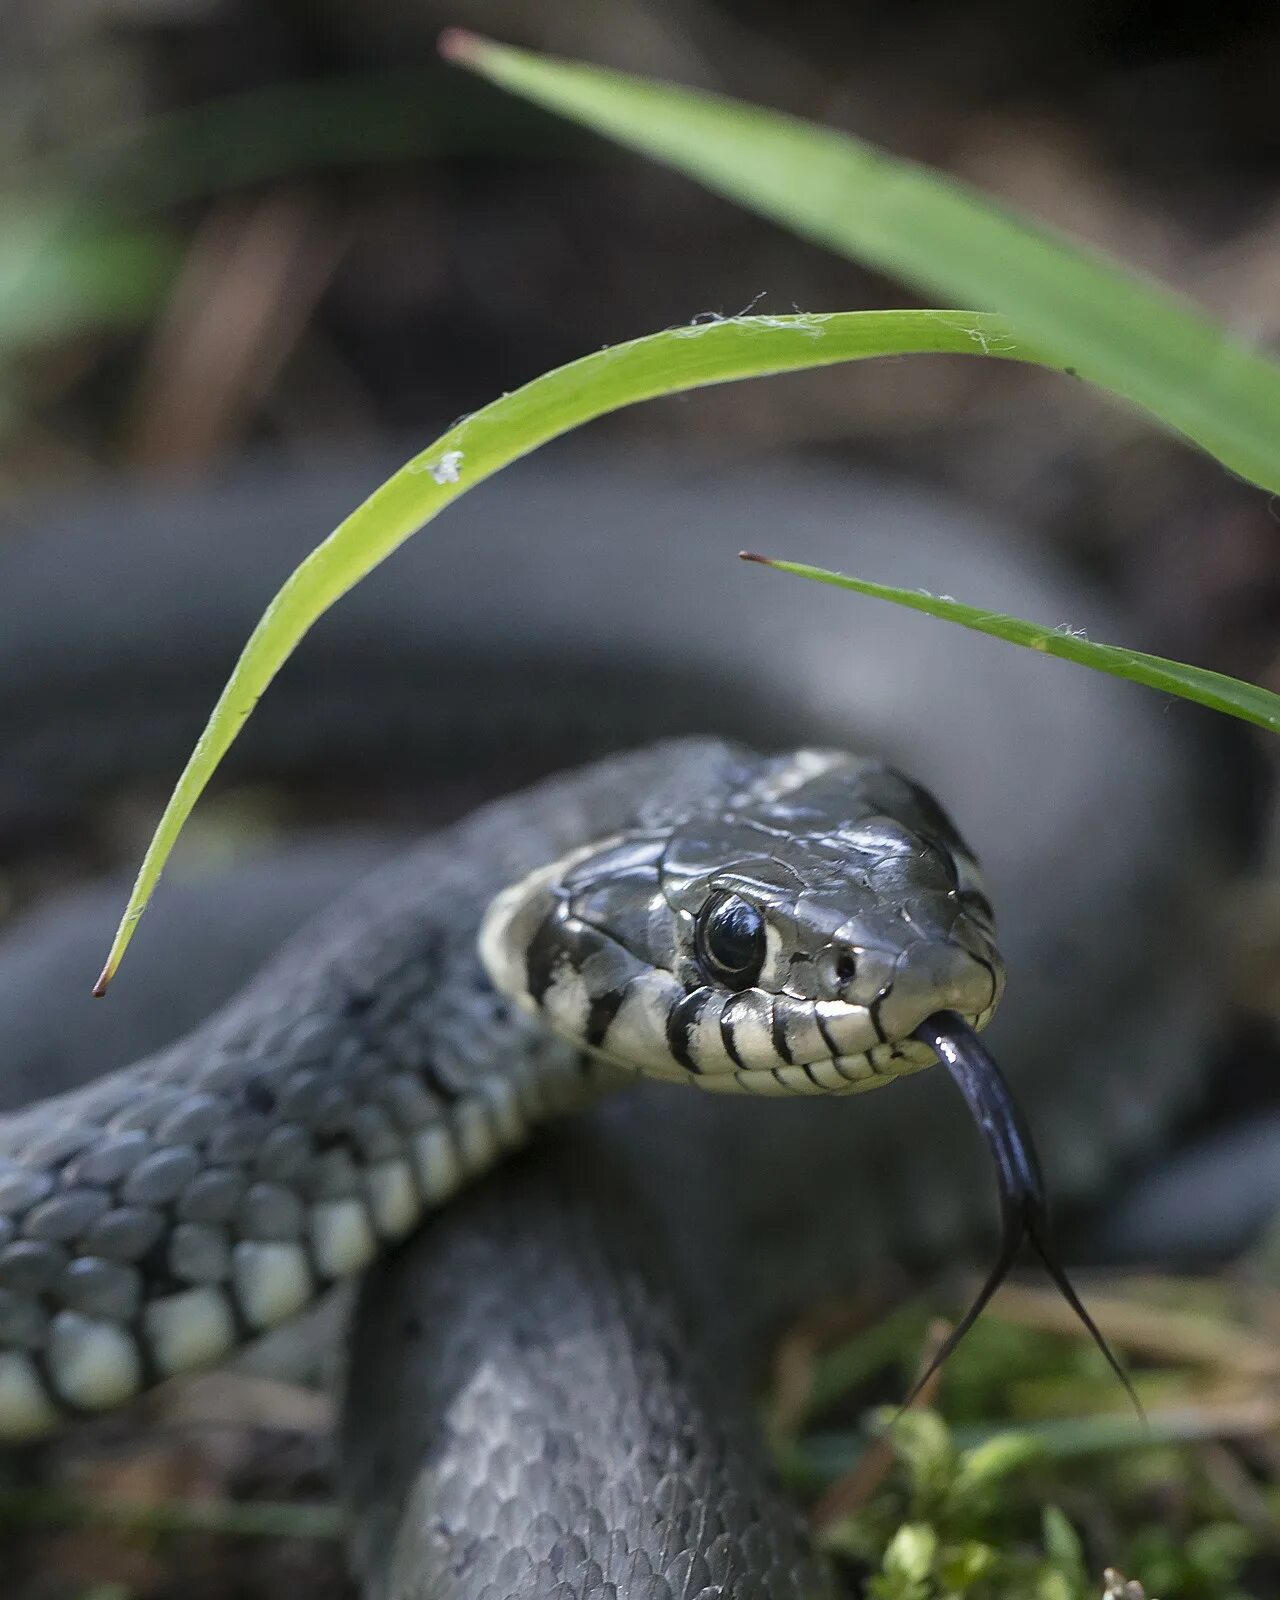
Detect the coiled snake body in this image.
<box><xmin>0</xmin><ymin>451</ymin><xmax>1229</xmax><ymax>1596</ymax></box>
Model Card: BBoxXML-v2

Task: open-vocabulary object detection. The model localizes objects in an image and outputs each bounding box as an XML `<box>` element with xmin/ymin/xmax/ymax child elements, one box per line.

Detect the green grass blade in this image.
<box><xmin>93</xmin><ymin>307</ymin><xmax>1055</xmax><ymax>990</ymax></box>
<box><xmin>441</xmin><ymin>31</ymin><xmax>1280</xmax><ymax>495</ymax></box>
<box><xmin>740</xmin><ymin>554</ymin><xmax>1280</xmax><ymax>736</ymax></box>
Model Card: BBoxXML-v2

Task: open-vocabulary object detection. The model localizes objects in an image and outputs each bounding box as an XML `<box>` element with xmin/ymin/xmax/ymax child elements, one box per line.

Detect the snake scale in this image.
<box><xmin>0</xmin><ymin>448</ymin><xmax>1234</xmax><ymax>1597</ymax></box>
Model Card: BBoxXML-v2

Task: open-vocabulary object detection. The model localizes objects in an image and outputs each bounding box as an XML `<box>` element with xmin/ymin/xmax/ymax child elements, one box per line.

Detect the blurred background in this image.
<box><xmin>4</xmin><ymin>3</ymin><xmax>1280</xmax><ymax>1596</ymax></box>
<box><xmin>4</xmin><ymin>0</ymin><xmax>1280</xmax><ymax>680</ymax></box>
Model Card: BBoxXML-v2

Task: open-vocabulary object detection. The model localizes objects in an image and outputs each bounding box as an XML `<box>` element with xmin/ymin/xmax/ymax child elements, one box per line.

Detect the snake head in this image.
<box><xmin>479</xmin><ymin>749</ymin><xmax>1004</xmax><ymax>1095</ymax></box>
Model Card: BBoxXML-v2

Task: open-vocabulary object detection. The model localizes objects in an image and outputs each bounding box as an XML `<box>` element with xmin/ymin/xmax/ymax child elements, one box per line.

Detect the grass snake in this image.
<box><xmin>0</xmin><ymin>448</ymin><xmax>1234</xmax><ymax>1596</ymax></box>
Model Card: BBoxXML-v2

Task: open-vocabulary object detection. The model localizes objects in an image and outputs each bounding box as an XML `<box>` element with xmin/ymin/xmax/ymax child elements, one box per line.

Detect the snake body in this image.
<box><xmin>0</xmin><ymin>450</ymin><xmax>1233</xmax><ymax>1593</ymax></box>
<box><xmin>0</xmin><ymin>738</ymin><xmax>1001</xmax><ymax>1431</ymax></box>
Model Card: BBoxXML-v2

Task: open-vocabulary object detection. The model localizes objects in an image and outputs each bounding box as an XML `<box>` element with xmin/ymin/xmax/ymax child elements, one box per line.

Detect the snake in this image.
<box><xmin>0</xmin><ymin>447</ymin><xmax>1238</xmax><ymax>1596</ymax></box>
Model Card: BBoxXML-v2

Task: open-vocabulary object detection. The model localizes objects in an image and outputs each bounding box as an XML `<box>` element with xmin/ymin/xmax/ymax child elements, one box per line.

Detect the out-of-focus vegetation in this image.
<box><xmin>769</xmin><ymin>1279</ymin><xmax>1280</xmax><ymax>1597</ymax></box>
<box><xmin>0</xmin><ymin>67</ymin><xmax>549</xmax><ymax>476</ymax></box>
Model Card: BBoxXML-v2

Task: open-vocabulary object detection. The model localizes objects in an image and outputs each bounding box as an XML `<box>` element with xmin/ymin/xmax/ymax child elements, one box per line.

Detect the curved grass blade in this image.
<box><xmin>442</xmin><ymin>30</ymin><xmax>1280</xmax><ymax>495</ymax></box>
<box><xmin>740</xmin><ymin>553</ymin><xmax>1280</xmax><ymax>737</ymax></box>
<box><xmin>94</xmin><ymin>307</ymin><xmax>1058</xmax><ymax>992</ymax></box>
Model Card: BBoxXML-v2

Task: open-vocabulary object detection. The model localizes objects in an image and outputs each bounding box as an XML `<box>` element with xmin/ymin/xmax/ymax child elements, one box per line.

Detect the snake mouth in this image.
<box><xmin>901</xmin><ymin>1011</ymin><xmax>1142</xmax><ymax>1418</ymax></box>
<box><xmin>686</xmin><ymin>996</ymin><xmax>1000</xmax><ymax>1097</ymax></box>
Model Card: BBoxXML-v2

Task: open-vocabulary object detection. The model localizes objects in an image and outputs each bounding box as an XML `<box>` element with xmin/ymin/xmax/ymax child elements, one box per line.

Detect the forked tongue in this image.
<box><xmin>904</xmin><ymin>1010</ymin><xmax>1143</xmax><ymax>1419</ymax></box>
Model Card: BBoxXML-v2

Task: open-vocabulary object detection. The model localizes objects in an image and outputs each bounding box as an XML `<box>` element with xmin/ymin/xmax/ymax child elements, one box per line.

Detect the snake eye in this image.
<box><xmin>696</xmin><ymin>892</ymin><xmax>767</xmax><ymax>990</ymax></box>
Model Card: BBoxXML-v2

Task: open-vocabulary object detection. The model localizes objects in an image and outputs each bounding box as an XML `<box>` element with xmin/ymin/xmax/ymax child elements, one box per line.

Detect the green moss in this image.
<box><xmin>776</xmin><ymin>1284</ymin><xmax>1277</xmax><ymax>1600</ymax></box>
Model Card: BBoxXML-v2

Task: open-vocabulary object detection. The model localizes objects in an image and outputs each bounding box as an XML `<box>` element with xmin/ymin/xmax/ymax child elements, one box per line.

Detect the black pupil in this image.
<box><xmin>700</xmin><ymin>895</ymin><xmax>766</xmax><ymax>987</ymax></box>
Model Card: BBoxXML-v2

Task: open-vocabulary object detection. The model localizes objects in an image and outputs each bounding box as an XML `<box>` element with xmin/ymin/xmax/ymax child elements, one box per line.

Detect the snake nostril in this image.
<box><xmin>835</xmin><ymin>951</ymin><xmax>858</xmax><ymax>986</ymax></box>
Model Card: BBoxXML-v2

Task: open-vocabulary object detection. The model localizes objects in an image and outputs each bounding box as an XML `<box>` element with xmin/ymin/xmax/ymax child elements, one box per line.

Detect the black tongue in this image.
<box><xmin>903</xmin><ymin>1010</ymin><xmax>1143</xmax><ymax>1420</ymax></box>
